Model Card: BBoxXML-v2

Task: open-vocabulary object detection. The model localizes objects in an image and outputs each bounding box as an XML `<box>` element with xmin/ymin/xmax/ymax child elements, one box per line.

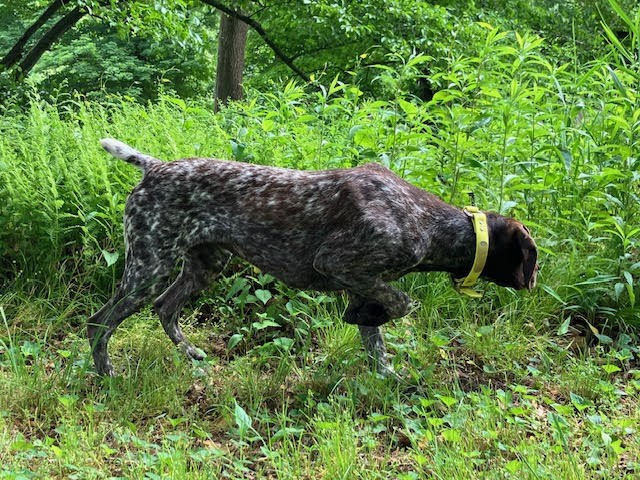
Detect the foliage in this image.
<box><xmin>240</xmin><ymin>0</ymin><xmax>482</xmax><ymax>97</ymax></box>
<box><xmin>30</xmin><ymin>24</ymin><xmax>217</xmax><ymax>101</ymax></box>
<box><xmin>2</xmin><ymin>0</ymin><xmax>637</xmax><ymax>101</ymax></box>
<box><xmin>0</xmin><ymin>2</ymin><xmax>639</xmax><ymax>478</ymax></box>
<box><xmin>475</xmin><ymin>0</ymin><xmax>638</xmax><ymax>61</ymax></box>
<box><xmin>0</xmin><ymin>1</ymin><xmax>217</xmax><ymax>102</ymax></box>
<box><xmin>1</xmin><ymin>10</ymin><xmax>639</xmax><ymax>315</ymax></box>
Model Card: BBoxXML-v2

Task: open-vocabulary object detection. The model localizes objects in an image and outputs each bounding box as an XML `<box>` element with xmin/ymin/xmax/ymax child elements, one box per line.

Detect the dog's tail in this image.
<box><xmin>99</xmin><ymin>138</ymin><xmax>162</xmax><ymax>171</ymax></box>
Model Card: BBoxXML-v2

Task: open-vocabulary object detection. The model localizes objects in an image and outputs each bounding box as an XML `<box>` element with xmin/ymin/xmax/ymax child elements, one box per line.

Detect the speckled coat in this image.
<box><xmin>88</xmin><ymin>139</ymin><xmax>538</xmax><ymax>377</ymax></box>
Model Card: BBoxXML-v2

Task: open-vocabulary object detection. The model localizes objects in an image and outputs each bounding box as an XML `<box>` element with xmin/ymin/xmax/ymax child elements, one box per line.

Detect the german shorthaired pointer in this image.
<box><xmin>88</xmin><ymin>139</ymin><xmax>538</xmax><ymax>377</ymax></box>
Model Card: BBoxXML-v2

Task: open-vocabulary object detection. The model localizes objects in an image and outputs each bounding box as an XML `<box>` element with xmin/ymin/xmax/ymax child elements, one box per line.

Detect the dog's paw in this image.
<box><xmin>181</xmin><ymin>343</ymin><xmax>207</xmax><ymax>361</ymax></box>
<box><xmin>358</xmin><ymin>302</ymin><xmax>391</xmax><ymax>326</ymax></box>
<box><xmin>343</xmin><ymin>306</ymin><xmax>360</xmax><ymax>325</ymax></box>
<box><xmin>344</xmin><ymin>301</ymin><xmax>390</xmax><ymax>327</ymax></box>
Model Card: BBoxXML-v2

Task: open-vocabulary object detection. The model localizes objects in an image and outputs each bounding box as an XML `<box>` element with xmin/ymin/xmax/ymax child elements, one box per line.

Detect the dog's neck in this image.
<box><xmin>416</xmin><ymin>205</ymin><xmax>490</xmax><ymax>277</ymax></box>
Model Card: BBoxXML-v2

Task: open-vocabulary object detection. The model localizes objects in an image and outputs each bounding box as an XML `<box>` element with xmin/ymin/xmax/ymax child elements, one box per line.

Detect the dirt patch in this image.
<box><xmin>436</xmin><ymin>339</ymin><xmax>522</xmax><ymax>393</ymax></box>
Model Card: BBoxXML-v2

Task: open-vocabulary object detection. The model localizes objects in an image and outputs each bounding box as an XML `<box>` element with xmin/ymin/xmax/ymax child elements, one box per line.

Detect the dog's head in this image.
<box><xmin>482</xmin><ymin>214</ymin><xmax>538</xmax><ymax>290</ymax></box>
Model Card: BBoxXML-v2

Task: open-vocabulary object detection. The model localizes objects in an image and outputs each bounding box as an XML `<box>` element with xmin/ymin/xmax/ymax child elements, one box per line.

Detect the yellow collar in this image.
<box><xmin>455</xmin><ymin>206</ymin><xmax>489</xmax><ymax>298</ymax></box>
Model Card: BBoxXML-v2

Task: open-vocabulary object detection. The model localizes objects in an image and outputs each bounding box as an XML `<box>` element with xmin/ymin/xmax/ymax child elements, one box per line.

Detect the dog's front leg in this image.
<box><xmin>345</xmin><ymin>294</ymin><xmax>397</xmax><ymax>377</ymax></box>
<box><xmin>341</xmin><ymin>278</ymin><xmax>413</xmax><ymax>326</ymax></box>
<box><xmin>358</xmin><ymin>325</ymin><xmax>396</xmax><ymax>378</ymax></box>
<box><xmin>314</xmin><ymin>250</ymin><xmax>411</xmax><ymax>377</ymax></box>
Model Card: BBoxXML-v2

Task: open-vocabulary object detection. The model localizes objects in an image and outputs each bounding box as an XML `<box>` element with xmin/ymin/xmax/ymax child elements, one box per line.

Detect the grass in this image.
<box><xmin>1</xmin><ymin>20</ymin><xmax>639</xmax><ymax>479</ymax></box>
<box><xmin>1</xmin><ymin>286</ymin><xmax>638</xmax><ymax>479</ymax></box>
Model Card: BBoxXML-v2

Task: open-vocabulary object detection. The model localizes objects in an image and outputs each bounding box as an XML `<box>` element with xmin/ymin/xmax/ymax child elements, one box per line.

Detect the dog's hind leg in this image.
<box><xmin>88</xmin><ymin>256</ymin><xmax>170</xmax><ymax>376</ymax></box>
<box><xmin>153</xmin><ymin>244</ymin><xmax>231</xmax><ymax>362</ymax></box>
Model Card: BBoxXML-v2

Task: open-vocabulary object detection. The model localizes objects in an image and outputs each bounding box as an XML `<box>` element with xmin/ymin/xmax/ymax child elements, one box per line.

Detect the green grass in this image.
<box><xmin>1</xmin><ymin>22</ymin><xmax>639</xmax><ymax>479</ymax></box>
<box><xmin>1</xmin><ymin>286</ymin><xmax>638</xmax><ymax>479</ymax></box>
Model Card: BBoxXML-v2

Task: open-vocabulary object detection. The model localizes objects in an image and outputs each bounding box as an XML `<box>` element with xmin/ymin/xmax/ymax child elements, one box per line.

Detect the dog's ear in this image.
<box><xmin>515</xmin><ymin>225</ymin><xmax>538</xmax><ymax>289</ymax></box>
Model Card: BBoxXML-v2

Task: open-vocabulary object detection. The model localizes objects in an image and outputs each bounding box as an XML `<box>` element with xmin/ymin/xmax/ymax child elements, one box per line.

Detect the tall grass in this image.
<box><xmin>1</xmin><ymin>26</ymin><xmax>637</xmax><ymax>327</ymax></box>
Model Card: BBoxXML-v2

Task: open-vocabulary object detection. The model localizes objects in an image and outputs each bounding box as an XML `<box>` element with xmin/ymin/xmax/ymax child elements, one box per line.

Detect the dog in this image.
<box><xmin>88</xmin><ymin>138</ymin><xmax>538</xmax><ymax>377</ymax></box>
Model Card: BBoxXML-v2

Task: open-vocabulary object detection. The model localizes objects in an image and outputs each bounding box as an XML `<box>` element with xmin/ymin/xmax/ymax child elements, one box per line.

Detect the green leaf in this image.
<box><xmin>397</xmin><ymin>98</ymin><xmax>418</xmax><ymax>116</ymax></box>
<box><xmin>602</xmin><ymin>364</ymin><xmax>621</xmax><ymax>374</ymax></box>
<box><xmin>102</xmin><ymin>250</ymin><xmax>119</xmax><ymax>267</ymax></box>
<box><xmin>505</xmin><ymin>459</ymin><xmax>522</xmax><ymax>473</ymax></box>
<box><xmin>254</xmin><ymin>289</ymin><xmax>272</xmax><ymax>305</ymax></box>
<box><xmin>430</xmin><ymin>334</ymin><xmax>451</xmax><ymax>347</ymax></box>
<box><xmin>58</xmin><ymin>394</ymin><xmax>79</xmax><ymax>408</ymax></box>
<box><xmin>476</xmin><ymin>21</ymin><xmax>495</xmax><ymax>30</ymax></box>
<box><xmin>163</xmin><ymin>96</ymin><xmax>187</xmax><ymax>111</ymax></box>
<box><xmin>508</xmin><ymin>405</ymin><xmax>526</xmax><ymax>416</ymax></box>
<box><xmin>436</xmin><ymin>395</ymin><xmax>457</xmax><ymax>407</ymax></box>
<box><xmin>596</xmin><ymin>334</ymin><xmax>613</xmax><ymax>345</ymax></box>
<box><xmin>234</xmin><ymin>403</ymin><xmax>252</xmax><ymax>437</ymax></box>
<box><xmin>271</xmin><ymin>427</ymin><xmax>304</xmax><ymax>442</ymax></box>
<box><xmin>601</xmin><ymin>21</ymin><xmax>632</xmax><ymax>62</ymax></box>
<box><xmin>610</xmin><ymin>439</ymin><xmax>625</xmax><ymax>455</ymax></box>
<box><xmin>50</xmin><ymin>445</ymin><xmax>63</xmax><ymax>458</ymax></box>
<box><xmin>351</xmin><ymin>127</ymin><xmax>377</xmax><ymax>149</ymax></box>
<box><xmin>406</xmin><ymin>54</ymin><xmax>433</xmax><ymax>67</ymax></box>
<box><xmin>252</xmin><ymin>319</ymin><xmax>280</xmax><ymax>330</ymax></box>
<box><xmin>606</xmin><ymin>65</ymin><xmax>629</xmax><ymax>99</ymax></box>
<box><xmin>626</xmin><ymin>283</ymin><xmax>635</xmax><ymax>307</ymax></box>
<box><xmin>542</xmin><ymin>285</ymin><xmax>567</xmax><ymax>305</ymax></box>
<box><xmin>441</xmin><ymin>428</ymin><xmax>461</xmax><ymax>443</ymax></box>
<box><xmin>273</xmin><ymin>337</ymin><xmax>294</xmax><ymax>350</ymax></box>
<box><xmin>557</xmin><ymin>317</ymin><xmax>571</xmax><ymax>335</ymax></box>
<box><xmin>20</xmin><ymin>341</ymin><xmax>41</xmax><ymax>357</ymax></box>
<box><xmin>560</xmin><ymin>149</ymin><xmax>572</xmax><ymax>172</ymax></box>
<box><xmin>10</xmin><ymin>436</ymin><xmax>33</xmax><ymax>452</ymax></box>
<box><xmin>477</xmin><ymin>325</ymin><xmax>493</xmax><ymax>336</ymax></box>
<box><xmin>228</xmin><ymin>334</ymin><xmax>243</xmax><ymax>350</ymax></box>
<box><xmin>471</xmin><ymin>116</ymin><xmax>492</xmax><ymax>131</ymax></box>
<box><xmin>570</xmin><ymin>392</ymin><xmax>591</xmax><ymax>411</ymax></box>
<box><xmin>483</xmin><ymin>364</ymin><xmax>497</xmax><ymax>374</ymax></box>
<box><xmin>369</xmin><ymin>413</ymin><xmax>390</xmax><ymax>422</ymax></box>
<box><xmin>499</xmin><ymin>200</ymin><xmax>518</xmax><ymax>214</ymax></box>
<box><xmin>548</xmin><ymin>411</ymin><xmax>569</xmax><ymax>430</ymax></box>
<box><xmin>328</xmin><ymin>73</ymin><xmax>346</xmax><ymax>96</ymax></box>
<box><xmin>261</xmin><ymin>118</ymin><xmax>275</xmax><ymax>132</ymax></box>
<box><xmin>226</xmin><ymin>277</ymin><xmax>249</xmax><ymax>300</ymax></box>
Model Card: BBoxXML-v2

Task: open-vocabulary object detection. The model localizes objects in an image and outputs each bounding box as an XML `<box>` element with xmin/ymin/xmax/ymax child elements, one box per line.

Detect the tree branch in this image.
<box><xmin>1</xmin><ymin>0</ymin><xmax>68</xmax><ymax>70</ymax></box>
<box><xmin>15</xmin><ymin>6</ymin><xmax>87</xmax><ymax>80</ymax></box>
<box><xmin>199</xmin><ymin>0</ymin><xmax>310</xmax><ymax>82</ymax></box>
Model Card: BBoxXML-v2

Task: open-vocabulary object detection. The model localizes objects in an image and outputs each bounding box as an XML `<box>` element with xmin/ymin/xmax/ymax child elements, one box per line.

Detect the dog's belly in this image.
<box><xmin>243</xmin><ymin>256</ymin><xmax>342</xmax><ymax>291</ymax></box>
<box><xmin>228</xmin><ymin>242</ymin><xmax>341</xmax><ymax>291</ymax></box>
<box><xmin>268</xmin><ymin>270</ymin><xmax>342</xmax><ymax>291</ymax></box>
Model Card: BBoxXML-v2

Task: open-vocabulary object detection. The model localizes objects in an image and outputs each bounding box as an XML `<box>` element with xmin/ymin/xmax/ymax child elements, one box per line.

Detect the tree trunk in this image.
<box><xmin>202</xmin><ymin>0</ymin><xmax>309</xmax><ymax>84</ymax></box>
<box><xmin>1</xmin><ymin>0</ymin><xmax>67</xmax><ymax>70</ymax></box>
<box><xmin>214</xmin><ymin>11</ymin><xmax>249</xmax><ymax>112</ymax></box>
<box><xmin>15</xmin><ymin>6</ymin><xmax>86</xmax><ymax>80</ymax></box>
